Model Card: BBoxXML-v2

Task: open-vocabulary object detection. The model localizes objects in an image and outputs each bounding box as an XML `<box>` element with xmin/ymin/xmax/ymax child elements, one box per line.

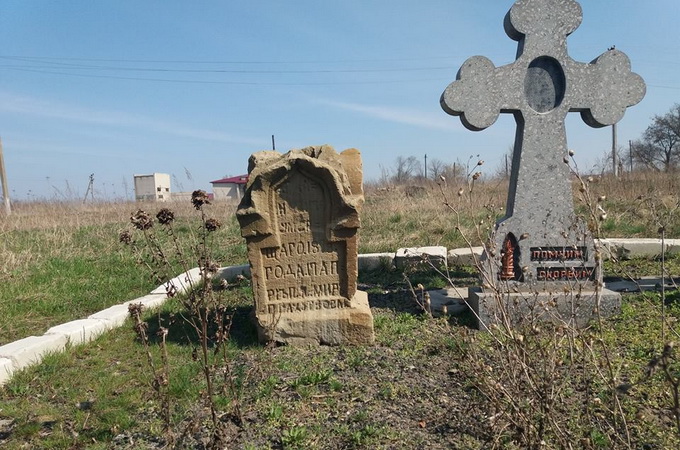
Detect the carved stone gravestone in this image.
<box><xmin>237</xmin><ymin>145</ymin><xmax>375</xmax><ymax>345</ymax></box>
<box><xmin>441</xmin><ymin>0</ymin><xmax>645</xmax><ymax>328</ymax></box>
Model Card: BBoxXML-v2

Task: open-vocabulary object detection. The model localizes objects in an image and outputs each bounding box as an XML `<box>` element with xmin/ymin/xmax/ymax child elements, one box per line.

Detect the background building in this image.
<box><xmin>134</xmin><ymin>173</ymin><xmax>171</xmax><ymax>202</ymax></box>
<box><xmin>211</xmin><ymin>175</ymin><xmax>248</xmax><ymax>201</ymax></box>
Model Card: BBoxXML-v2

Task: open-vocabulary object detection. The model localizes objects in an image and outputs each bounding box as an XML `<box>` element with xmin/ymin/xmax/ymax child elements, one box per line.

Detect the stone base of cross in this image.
<box><xmin>441</xmin><ymin>0</ymin><xmax>644</xmax><ymax>289</ymax></box>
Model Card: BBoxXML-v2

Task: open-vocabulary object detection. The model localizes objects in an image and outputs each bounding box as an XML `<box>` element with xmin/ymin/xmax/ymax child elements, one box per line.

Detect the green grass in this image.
<box><xmin>2</xmin><ymin>287</ymin><xmax>680</xmax><ymax>448</ymax></box>
<box><xmin>1</xmin><ymin>175</ymin><xmax>680</xmax><ymax>447</ymax></box>
<box><xmin>0</xmin><ymin>209</ymin><xmax>247</xmax><ymax>345</ymax></box>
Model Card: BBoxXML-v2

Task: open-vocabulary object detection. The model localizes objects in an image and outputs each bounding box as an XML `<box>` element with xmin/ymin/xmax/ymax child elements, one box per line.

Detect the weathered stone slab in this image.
<box><xmin>0</xmin><ymin>335</ymin><xmax>68</xmax><ymax>371</ymax></box>
<box><xmin>447</xmin><ymin>247</ymin><xmax>484</xmax><ymax>266</ymax></box>
<box><xmin>441</xmin><ymin>0</ymin><xmax>644</xmax><ymax>328</ymax></box>
<box><xmin>427</xmin><ymin>288</ymin><xmax>469</xmax><ymax>316</ymax></box>
<box><xmin>599</xmin><ymin>238</ymin><xmax>680</xmax><ymax>260</ymax></box>
<box><xmin>0</xmin><ymin>357</ymin><xmax>14</xmax><ymax>385</ymax></box>
<box><xmin>468</xmin><ymin>287</ymin><xmax>621</xmax><ymax>330</ymax></box>
<box><xmin>45</xmin><ymin>319</ymin><xmax>110</xmax><ymax>345</ymax></box>
<box><xmin>358</xmin><ymin>253</ymin><xmax>396</xmax><ymax>271</ymax></box>
<box><xmin>395</xmin><ymin>246</ymin><xmax>447</xmax><ymax>269</ymax></box>
<box><xmin>237</xmin><ymin>145</ymin><xmax>374</xmax><ymax>345</ymax></box>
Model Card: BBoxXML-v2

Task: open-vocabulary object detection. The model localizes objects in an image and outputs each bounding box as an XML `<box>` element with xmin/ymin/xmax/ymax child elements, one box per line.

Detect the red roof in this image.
<box><xmin>210</xmin><ymin>174</ymin><xmax>249</xmax><ymax>185</ymax></box>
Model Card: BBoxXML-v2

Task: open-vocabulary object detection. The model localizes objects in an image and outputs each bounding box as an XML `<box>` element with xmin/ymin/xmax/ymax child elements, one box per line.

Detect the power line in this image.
<box><xmin>4</xmin><ymin>67</ymin><xmax>452</xmax><ymax>86</ymax></box>
<box><xmin>0</xmin><ymin>60</ymin><xmax>458</xmax><ymax>74</ymax></box>
<box><xmin>0</xmin><ymin>54</ymin><xmax>467</xmax><ymax>65</ymax></box>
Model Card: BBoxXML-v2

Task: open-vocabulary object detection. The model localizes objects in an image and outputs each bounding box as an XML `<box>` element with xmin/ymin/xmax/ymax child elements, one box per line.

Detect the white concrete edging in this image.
<box><xmin>0</xmin><ymin>238</ymin><xmax>674</xmax><ymax>386</ymax></box>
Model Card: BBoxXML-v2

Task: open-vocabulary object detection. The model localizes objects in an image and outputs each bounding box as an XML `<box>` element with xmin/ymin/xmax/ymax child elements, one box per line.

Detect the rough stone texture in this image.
<box><xmin>358</xmin><ymin>253</ymin><xmax>396</xmax><ymax>271</ymax></box>
<box><xmin>46</xmin><ymin>319</ymin><xmax>110</xmax><ymax>345</ymax></box>
<box><xmin>468</xmin><ymin>287</ymin><xmax>621</xmax><ymax>331</ymax></box>
<box><xmin>0</xmin><ymin>335</ymin><xmax>68</xmax><ymax>371</ymax></box>
<box><xmin>88</xmin><ymin>304</ymin><xmax>132</xmax><ymax>328</ymax></box>
<box><xmin>0</xmin><ymin>358</ymin><xmax>14</xmax><ymax>385</ymax></box>
<box><xmin>441</xmin><ymin>0</ymin><xmax>644</xmax><ymax>328</ymax></box>
<box><xmin>395</xmin><ymin>246</ymin><xmax>448</xmax><ymax>269</ymax></box>
<box><xmin>237</xmin><ymin>145</ymin><xmax>374</xmax><ymax>345</ymax></box>
<box><xmin>447</xmin><ymin>247</ymin><xmax>484</xmax><ymax>266</ymax></box>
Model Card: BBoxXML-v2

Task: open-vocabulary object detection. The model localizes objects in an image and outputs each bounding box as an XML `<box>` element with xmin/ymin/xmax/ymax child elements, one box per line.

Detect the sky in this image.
<box><xmin>0</xmin><ymin>0</ymin><xmax>678</xmax><ymax>201</ymax></box>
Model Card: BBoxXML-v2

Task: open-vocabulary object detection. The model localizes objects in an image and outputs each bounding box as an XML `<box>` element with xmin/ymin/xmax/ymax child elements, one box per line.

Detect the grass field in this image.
<box><xmin>0</xmin><ymin>172</ymin><xmax>679</xmax><ymax>448</ymax></box>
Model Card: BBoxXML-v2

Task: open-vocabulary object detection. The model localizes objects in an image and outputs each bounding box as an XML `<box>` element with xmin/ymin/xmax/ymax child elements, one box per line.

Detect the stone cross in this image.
<box><xmin>441</xmin><ymin>0</ymin><xmax>645</xmax><ymax>286</ymax></box>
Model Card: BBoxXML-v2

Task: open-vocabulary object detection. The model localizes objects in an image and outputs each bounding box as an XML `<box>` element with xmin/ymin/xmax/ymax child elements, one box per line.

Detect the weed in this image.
<box><xmin>291</xmin><ymin>369</ymin><xmax>333</xmax><ymax>387</ymax></box>
<box><xmin>281</xmin><ymin>425</ymin><xmax>308</xmax><ymax>448</ymax></box>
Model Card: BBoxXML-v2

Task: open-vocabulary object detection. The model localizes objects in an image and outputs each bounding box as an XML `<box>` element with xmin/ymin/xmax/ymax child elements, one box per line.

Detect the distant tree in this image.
<box><xmin>427</xmin><ymin>157</ymin><xmax>447</xmax><ymax>180</ymax></box>
<box><xmin>633</xmin><ymin>104</ymin><xmax>680</xmax><ymax>172</ymax></box>
<box><xmin>392</xmin><ymin>156</ymin><xmax>422</xmax><ymax>184</ymax></box>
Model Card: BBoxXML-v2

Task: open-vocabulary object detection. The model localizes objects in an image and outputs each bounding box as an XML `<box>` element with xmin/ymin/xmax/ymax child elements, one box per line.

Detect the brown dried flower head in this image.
<box><xmin>205</xmin><ymin>218</ymin><xmax>222</xmax><ymax>232</ymax></box>
<box><xmin>156</xmin><ymin>208</ymin><xmax>175</xmax><ymax>225</ymax></box>
<box><xmin>191</xmin><ymin>190</ymin><xmax>210</xmax><ymax>210</ymax></box>
<box><xmin>119</xmin><ymin>230</ymin><xmax>133</xmax><ymax>245</ymax></box>
<box><xmin>127</xmin><ymin>302</ymin><xmax>144</xmax><ymax>317</ymax></box>
<box><xmin>472</xmin><ymin>172</ymin><xmax>482</xmax><ymax>181</ymax></box>
<box><xmin>131</xmin><ymin>209</ymin><xmax>153</xmax><ymax>230</ymax></box>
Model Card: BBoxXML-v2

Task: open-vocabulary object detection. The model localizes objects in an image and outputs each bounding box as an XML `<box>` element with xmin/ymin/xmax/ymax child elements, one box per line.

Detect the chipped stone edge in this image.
<box><xmin>0</xmin><ymin>238</ymin><xmax>671</xmax><ymax>385</ymax></box>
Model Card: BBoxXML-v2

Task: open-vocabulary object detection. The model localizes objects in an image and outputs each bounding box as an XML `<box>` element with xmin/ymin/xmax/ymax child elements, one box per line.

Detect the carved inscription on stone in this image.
<box><xmin>537</xmin><ymin>267</ymin><xmax>595</xmax><ymax>281</ymax></box>
<box><xmin>258</xmin><ymin>169</ymin><xmax>347</xmax><ymax>313</ymax></box>
<box><xmin>237</xmin><ymin>145</ymin><xmax>374</xmax><ymax>345</ymax></box>
<box><xmin>530</xmin><ymin>247</ymin><xmax>587</xmax><ymax>262</ymax></box>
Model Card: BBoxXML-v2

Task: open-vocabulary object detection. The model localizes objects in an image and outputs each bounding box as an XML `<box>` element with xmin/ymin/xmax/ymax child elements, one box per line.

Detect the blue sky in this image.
<box><xmin>0</xmin><ymin>0</ymin><xmax>678</xmax><ymax>200</ymax></box>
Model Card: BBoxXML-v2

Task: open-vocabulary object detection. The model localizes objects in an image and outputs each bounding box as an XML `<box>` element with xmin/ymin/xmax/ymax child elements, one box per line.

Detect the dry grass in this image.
<box><xmin>0</xmin><ymin>200</ymin><xmax>240</xmax><ymax>278</ymax></box>
<box><xmin>361</xmin><ymin>179</ymin><xmax>507</xmax><ymax>252</ymax></box>
<box><xmin>1</xmin><ymin>170</ymin><xmax>680</xmax><ymax>448</ymax></box>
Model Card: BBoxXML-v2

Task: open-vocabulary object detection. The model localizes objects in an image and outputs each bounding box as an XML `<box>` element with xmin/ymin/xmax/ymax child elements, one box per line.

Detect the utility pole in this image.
<box><xmin>505</xmin><ymin>154</ymin><xmax>509</xmax><ymax>178</ymax></box>
<box><xmin>424</xmin><ymin>154</ymin><xmax>428</xmax><ymax>179</ymax></box>
<box><xmin>629</xmin><ymin>140</ymin><xmax>634</xmax><ymax>173</ymax></box>
<box><xmin>83</xmin><ymin>173</ymin><xmax>95</xmax><ymax>204</ymax></box>
<box><xmin>0</xmin><ymin>137</ymin><xmax>11</xmax><ymax>215</ymax></box>
<box><xmin>612</xmin><ymin>123</ymin><xmax>619</xmax><ymax>177</ymax></box>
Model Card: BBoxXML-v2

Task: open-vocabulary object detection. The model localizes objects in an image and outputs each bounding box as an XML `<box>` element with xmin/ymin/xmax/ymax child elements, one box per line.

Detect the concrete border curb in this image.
<box><xmin>0</xmin><ymin>238</ymin><xmax>674</xmax><ymax>386</ymax></box>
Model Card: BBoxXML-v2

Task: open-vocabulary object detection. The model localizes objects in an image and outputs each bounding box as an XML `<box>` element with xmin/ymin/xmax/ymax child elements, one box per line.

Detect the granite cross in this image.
<box><xmin>441</xmin><ymin>0</ymin><xmax>645</xmax><ymax>284</ymax></box>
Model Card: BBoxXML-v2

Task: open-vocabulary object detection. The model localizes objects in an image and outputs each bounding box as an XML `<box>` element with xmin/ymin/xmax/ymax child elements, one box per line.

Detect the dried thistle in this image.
<box><xmin>119</xmin><ymin>230</ymin><xmax>133</xmax><ymax>245</ymax></box>
<box><xmin>191</xmin><ymin>190</ymin><xmax>211</xmax><ymax>210</ymax></box>
<box><xmin>205</xmin><ymin>218</ymin><xmax>222</xmax><ymax>232</ymax></box>
<box><xmin>131</xmin><ymin>209</ymin><xmax>153</xmax><ymax>230</ymax></box>
<box><xmin>156</xmin><ymin>208</ymin><xmax>175</xmax><ymax>225</ymax></box>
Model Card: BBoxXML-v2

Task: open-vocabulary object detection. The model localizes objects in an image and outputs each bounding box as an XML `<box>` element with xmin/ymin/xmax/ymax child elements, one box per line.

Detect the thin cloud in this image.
<box><xmin>0</xmin><ymin>91</ymin><xmax>263</xmax><ymax>146</ymax></box>
<box><xmin>318</xmin><ymin>99</ymin><xmax>457</xmax><ymax>132</ymax></box>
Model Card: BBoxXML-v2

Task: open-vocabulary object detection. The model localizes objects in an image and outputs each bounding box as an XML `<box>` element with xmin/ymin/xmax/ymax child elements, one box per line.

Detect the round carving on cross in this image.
<box><xmin>506</xmin><ymin>0</ymin><xmax>582</xmax><ymax>41</ymax></box>
<box><xmin>525</xmin><ymin>56</ymin><xmax>566</xmax><ymax>113</ymax></box>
